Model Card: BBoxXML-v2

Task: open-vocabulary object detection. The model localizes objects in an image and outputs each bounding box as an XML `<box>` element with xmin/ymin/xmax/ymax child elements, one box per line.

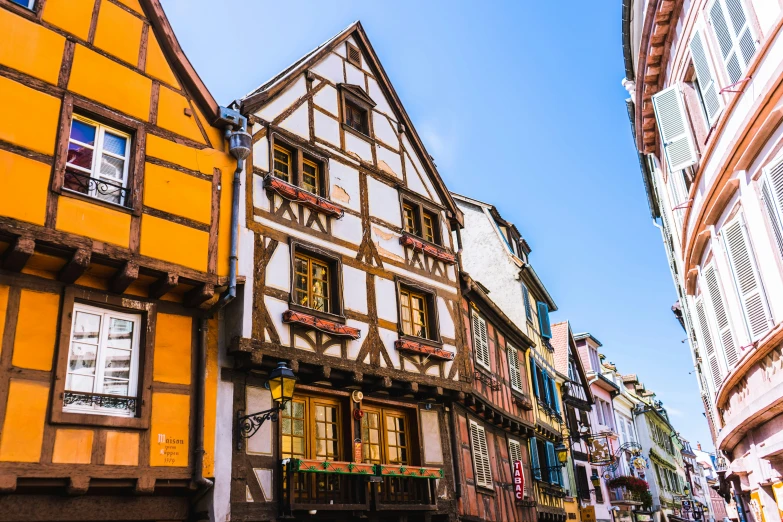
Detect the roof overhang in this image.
<box><xmin>461</xmin><ymin>273</ymin><xmax>534</xmax><ymax>349</ymax></box>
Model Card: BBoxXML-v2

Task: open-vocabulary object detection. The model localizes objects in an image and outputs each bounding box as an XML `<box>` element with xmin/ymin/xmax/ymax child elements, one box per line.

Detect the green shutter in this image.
<box><xmin>538</xmin><ymin>302</ymin><xmax>552</xmax><ymax>339</ymax></box>
<box><xmin>530</xmin><ymin>437</ymin><xmax>541</xmax><ymax>480</ymax></box>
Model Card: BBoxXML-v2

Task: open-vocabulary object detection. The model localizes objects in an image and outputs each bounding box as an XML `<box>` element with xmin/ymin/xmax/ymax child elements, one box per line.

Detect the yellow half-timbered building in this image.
<box><xmin>0</xmin><ymin>0</ymin><xmax>245</xmax><ymax>520</ymax></box>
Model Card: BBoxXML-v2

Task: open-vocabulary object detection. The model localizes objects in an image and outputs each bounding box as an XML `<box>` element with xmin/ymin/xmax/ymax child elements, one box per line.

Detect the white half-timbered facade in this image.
<box><xmin>223</xmin><ymin>22</ymin><xmax>467</xmax><ymax>522</ymax></box>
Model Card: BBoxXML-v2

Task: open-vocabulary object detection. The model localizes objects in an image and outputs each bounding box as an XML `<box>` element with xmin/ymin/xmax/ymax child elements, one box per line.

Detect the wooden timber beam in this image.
<box><xmin>109</xmin><ymin>261</ymin><xmax>139</xmax><ymax>294</ymax></box>
<box><xmin>149</xmin><ymin>272</ymin><xmax>178</xmax><ymax>299</ymax></box>
<box><xmin>66</xmin><ymin>476</ymin><xmax>89</xmax><ymax>496</ymax></box>
<box><xmin>58</xmin><ymin>247</ymin><xmax>91</xmax><ymax>283</ymax></box>
<box><xmin>1</xmin><ymin>235</ymin><xmax>35</xmax><ymax>272</ymax></box>
<box><xmin>184</xmin><ymin>282</ymin><xmax>214</xmax><ymax>308</ymax></box>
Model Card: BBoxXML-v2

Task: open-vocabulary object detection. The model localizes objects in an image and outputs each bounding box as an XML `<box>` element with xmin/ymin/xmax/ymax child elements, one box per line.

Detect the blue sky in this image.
<box><xmin>162</xmin><ymin>0</ymin><xmax>713</xmax><ymax>448</ymax></box>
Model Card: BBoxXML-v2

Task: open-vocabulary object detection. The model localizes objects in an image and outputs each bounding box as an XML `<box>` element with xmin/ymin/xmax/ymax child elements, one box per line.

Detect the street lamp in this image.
<box><xmin>237</xmin><ymin>362</ymin><xmax>296</xmax><ymax>440</ymax></box>
<box><xmin>683</xmin><ymin>483</ymin><xmax>691</xmax><ymax>497</ymax></box>
<box><xmin>556</xmin><ymin>442</ymin><xmax>569</xmax><ymax>465</ymax></box>
<box><xmin>591</xmin><ymin>470</ymin><xmax>602</xmax><ymax>487</ymax></box>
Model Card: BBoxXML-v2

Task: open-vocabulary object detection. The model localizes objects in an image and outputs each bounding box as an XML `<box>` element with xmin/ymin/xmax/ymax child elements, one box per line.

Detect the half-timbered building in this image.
<box><xmin>0</xmin><ymin>0</ymin><xmax>244</xmax><ymax>520</ymax></box>
<box><xmin>224</xmin><ymin>21</ymin><xmax>467</xmax><ymax>522</ymax></box>
<box><xmin>453</xmin><ymin>194</ymin><xmax>567</xmax><ymax>522</ymax></box>
<box><xmin>457</xmin><ymin>273</ymin><xmax>537</xmax><ymax>522</ymax></box>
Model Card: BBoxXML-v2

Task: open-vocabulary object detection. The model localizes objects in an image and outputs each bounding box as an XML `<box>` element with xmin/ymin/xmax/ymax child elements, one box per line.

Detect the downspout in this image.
<box><xmin>449</xmin><ymin>406</ymin><xmax>463</xmax><ymax>499</ymax></box>
<box><xmin>193</xmin><ymin>107</ymin><xmax>251</xmax><ymax>494</ymax></box>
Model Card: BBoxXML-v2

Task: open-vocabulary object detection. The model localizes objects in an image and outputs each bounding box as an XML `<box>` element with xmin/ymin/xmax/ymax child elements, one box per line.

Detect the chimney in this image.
<box><xmin>697</xmin><ymin>443</ymin><xmax>702</xmax><ymax>451</ymax></box>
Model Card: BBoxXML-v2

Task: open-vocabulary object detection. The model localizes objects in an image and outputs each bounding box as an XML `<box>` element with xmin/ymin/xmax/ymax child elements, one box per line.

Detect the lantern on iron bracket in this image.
<box><xmin>236</xmin><ymin>362</ymin><xmax>297</xmax><ymax>444</ymax></box>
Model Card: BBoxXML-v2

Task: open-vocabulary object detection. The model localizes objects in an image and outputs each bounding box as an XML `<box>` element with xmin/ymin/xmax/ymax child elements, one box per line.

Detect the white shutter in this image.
<box><xmin>469</xmin><ymin>420</ymin><xmax>493</xmax><ymax>489</ymax></box>
<box><xmin>508</xmin><ymin>344</ymin><xmax>522</xmax><ymax>392</ymax></box>
<box><xmin>652</xmin><ymin>84</ymin><xmax>698</xmax><ymax>173</ymax></box>
<box><xmin>722</xmin><ymin>215</ymin><xmax>771</xmax><ymax>340</ymax></box>
<box><xmin>703</xmin><ymin>263</ymin><xmax>739</xmax><ymax>367</ymax></box>
<box><xmin>696</xmin><ymin>296</ymin><xmax>724</xmax><ymax>392</ymax></box>
<box><xmin>472</xmin><ymin>310</ymin><xmax>491</xmax><ymax>370</ymax></box>
<box><xmin>509</xmin><ymin>438</ymin><xmax>522</xmax><ymax>466</ymax></box>
<box><xmin>690</xmin><ymin>29</ymin><xmax>723</xmax><ymax>125</ymax></box>
<box><xmin>761</xmin><ymin>159</ymin><xmax>783</xmax><ymax>260</ymax></box>
<box><xmin>709</xmin><ymin>0</ymin><xmax>757</xmax><ymax>85</ymax></box>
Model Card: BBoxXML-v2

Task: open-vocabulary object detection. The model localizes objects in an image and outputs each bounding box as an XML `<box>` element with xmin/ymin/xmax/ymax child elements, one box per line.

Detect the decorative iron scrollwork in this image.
<box><xmin>64</xmin><ymin>170</ymin><xmax>129</xmax><ymax>206</ymax></box>
<box><xmin>236</xmin><ymin>403</ymin><xmax>284</xmax><ymax>440</ymax></box>
<box><xmin>63</xmin><ymin>391</ymin><xmax>138</xmax><ymax>413</ymax></box>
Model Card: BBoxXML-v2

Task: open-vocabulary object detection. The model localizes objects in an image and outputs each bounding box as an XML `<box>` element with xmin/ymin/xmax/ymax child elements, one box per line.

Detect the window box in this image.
<box><xmin>375</xmin><ymin>464</ymin><xmax>443</xmax><ymax>479</ymax></box>
<box><xmin>51</xmin><ymin>288</ymin><xmax>155</xmax><ymax>429</ymax></box>
<box><xmin>288</xmin><ymin>459</ymin><xmax>376</xmax><ymax>475</ymax></box>
<box><xmin>394</xmin><ymin>339</ymin><xmax>454</xmax><ymax>360</ymax></box>
<box><xmin>265</xmin><ymin>175</ymin><xmax>343</xmax><ymax>218</ymax></box>
<box><xmin>283</xmin><ymin>310</ymin><xmax>360</xmax><ymax>339</ymax></box>
<box><xmin>399</xmin><ymin>233</ymin><xmax>456</xmax><ymax>264</ymax></box>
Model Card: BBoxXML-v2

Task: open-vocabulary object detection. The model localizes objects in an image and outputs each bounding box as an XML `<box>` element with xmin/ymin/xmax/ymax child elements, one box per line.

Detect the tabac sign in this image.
<box><xmin>514</xmin><ymin>460</ymin><xmax>525</xmax><ymax>500</ymax></box>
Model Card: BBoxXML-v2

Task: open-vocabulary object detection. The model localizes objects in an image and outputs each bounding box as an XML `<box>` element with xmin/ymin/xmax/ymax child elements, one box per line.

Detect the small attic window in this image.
<box><xmin>346</xmin><ymin>42</ymin><xmax>362</xmax><ymax>68</ymax></box>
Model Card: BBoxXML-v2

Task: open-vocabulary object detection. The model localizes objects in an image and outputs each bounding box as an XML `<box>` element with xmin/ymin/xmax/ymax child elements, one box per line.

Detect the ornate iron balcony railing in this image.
<box><xmin>63</xmin><ymin>391</ymin><xmax>138</xmax><ymax>414</ymax></box>
<box><xmin>64</xmin><ymin>170</ymin><xmax>130</xmax><ymax>206</ymax></box>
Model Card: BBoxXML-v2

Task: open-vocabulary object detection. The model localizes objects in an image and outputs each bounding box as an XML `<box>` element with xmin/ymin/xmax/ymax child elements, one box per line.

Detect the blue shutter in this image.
<box><xmin>538</xmin><ymin>302</ymin><xmax>552</xmax><ymax>339</ymax></box>
<box><xmin>523</xmin><ymin>284</ymin><xmax>532</xmax><ymax>321</ymax></box>
<box><xmin>550</xmin><ymin>378</ymin><xmax>560</xmax><ymax>413</ymax></box>
<box><xmin>531</xmin><ymin>360</ymin><xmax>539</xmax><ymax>398</ymax></box>
<box><xmin>543</xmin><ymin>372</ymin><xmax>551</xmax><ymax>405</ymax></box>
<box><xmin>546</xmin><ymin>442</ymin><xmax>557</xmax><ymax>484</ymax></box>
<box><xmin>530</xmin><ymin>438</ymin><xmax>541</xmax><ymax>480</ymax></box>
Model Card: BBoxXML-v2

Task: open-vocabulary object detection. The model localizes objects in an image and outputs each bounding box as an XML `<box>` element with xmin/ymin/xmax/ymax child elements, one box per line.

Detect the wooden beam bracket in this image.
<box><xmin>184</xmin><ymin>282</ymin><xmax>214</xmax><ymax>308</ymax></box>
<box><xmin>149</xmin><ymin>272</ymin><xmax>178</xmax><ymax>299</ymax></box>
<box><xmin>58</xmin><ymin>247</ymin><xmax>92</xmax><ymax>283</ymax></box>
<box><xmin>109</xmin><ymin>261</ymin><xmax>139</xmax><ymax>294</ymax></box>
<box><xmin>1</xmin><ymin>235</ymin><xmax>35</xmax><ymax>272</ymax></box>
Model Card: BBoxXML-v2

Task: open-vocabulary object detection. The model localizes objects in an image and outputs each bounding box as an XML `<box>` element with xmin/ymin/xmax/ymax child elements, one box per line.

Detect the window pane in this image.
<box><xmin>102</xmin><ymin>377</ymin><xmax>129</xmax><ymax>396</ymax></box>
<box><xmin>66</xmin><ymin>373</ymin><xmax>94</xmax><ymax>392</ymax></box>
<box><xmin>302</xmin><ymin>161</ymin><xmax>318</xmax><ymax>194</ymax></box>
<box><xmin>107</xmin><ymin>317</ymin><xmax>134</xmax><ymax>349</ymax></box>
<box><xmin>273</xmin><ymin>147</ymin><xmax>290</xmax><ymax>182</ymax></box>
<box><xmin>68</xmin><ymin>342</ymin><xmax>98</xmax><ymax>375</ymax></box>
<box><xmin>102</xmin><ymin>132</ymin><xmax>127</xmax><ymax>156</ymax></box>
<box><xmin>67</xmin><ymin>141</ymin><xmax>94</xmax><ymax>170</ymax></box>
<box><xmin>99</xmin><ymin>155</ymin><xmax>125</xmax><ymax>180</ymax></box>
<box><xmin>103</xmin><ymin>347</ymin><xmax>131</xmax><ymax>382</ymax></box>
<box><xmin>70</xmin><ymin>119</ymin><xmax>96</xmax><ymax>146</ymax></box>
<box><xmin>73</xmin><ymin>312</ymin><xmax>101</xmax><ymax>343</ymax></box>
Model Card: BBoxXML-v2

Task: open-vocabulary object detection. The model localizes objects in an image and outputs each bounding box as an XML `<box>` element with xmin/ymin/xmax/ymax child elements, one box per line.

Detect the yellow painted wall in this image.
<box><xmin>156</xmin><ymin>86</ymin><xmax>206</xmax><ymax>144</ymax></box>
<box><xmin>114</xmin><ymin>0</ymin><xmax>144</xmax><ymax>15</ymax></box>
<box><xmin>42</xmin><ymin>0</ymin><xmax>95</xmax><ymax>41</ymax></box>
<box><xmin>93</xmin><ymin>0</ymin><xmax>143</xmax><ymax>66</ymax></box>
<box><xmin>144</xmin><ymin>163</ymin><xmax>212</xmax><ymax>224</ymax></box>
<box><xmin>56</xmin><ymin>196</ymin><xmax>131</xmax><ymax>248</ymax></box>
<box><xmin>0</xmin><ymin>150</ymin><xmax>50</xmax><ymax>227</ymax></box>
<box><xmin>145</xmin><ymin>32</ymin><xmax>179</xmax><ymax>87</ymax></box>
<box><xmin>52</xmin><ymin>429</ymin><xmax>94</xmax><ymax>464</ymax></box>
<box><xmin>153</xmin><ymin>313</ymin><xmax>192</xmax><ymax>385</ymax></box>
<box><xmin>68</xmin><ymin>44</ymin><xmax>151</xmax><ymax>121</ymax></box>
<box><xmin>146</xmin><ymin>134</ymin><xmax>203</xmax><ymax>173</ymax></box>
<box><xmin>217</xmin><ymin>168</ymin><xmax>233</xmax><ymax>276</ymax></box>
<box><xmin>0</xmin><ymin>8</ymin><xmax>64</xmax><ymax>84</ymax></box>
<box><xmin>12</xmin><ymin>290</ymin><xmax>60</xmax><ymax>372</ymax></box>
<box><xmin>149</xmin><ymin>392</ymin><xmax>190</xmax><ymax>467</ymax></box>
<box><xmin>0</xmin><ymin>285</ymin><xmax>8</xmax><ymax>358</ymax></box>
<box><xmin>0</xmin><ymin>75</ymin><xmax>61</xmax><ymax>155</ymax></box>
<box><xmin>140</xmin><ymin>214</ymin><xmax>208</xmax><ymax>271</ymax></box>
<box><xmin>105</xmin><ymin>431</ymin><xmax>140</xmax><ymax>466</ymax></box>
<box><xmin>0</xmin><ymin>379</ymin><xmax>49</xmax><ymax>462</ymax></box>
<box><xmin>203</xmin><ymin>317</ymin><xmax>219</xmax><ymax>478</ymax></box>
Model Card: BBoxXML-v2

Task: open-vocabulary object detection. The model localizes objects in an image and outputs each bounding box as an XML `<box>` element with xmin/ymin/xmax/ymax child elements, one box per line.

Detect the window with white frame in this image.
<box><xmin>64</xmin><ymin>303</ymin><xmax>141</xmax><ymax>417</ymax></box>
<box><xmin>11</xmin><ymin>0</ymin><xmax>36</xmax><ymax>9</ymax></box>
<box><xmin>708</xmin><ymin>0</ymin><xmax>757</xmax><ymax>85</ymax></box>
<box><xmin>65</xmin><ymin>115</ymin><xmax>132</xmax><ymax>206</ymax></box>
<box><xmin>760</xmin><ymin>157</ymin><xmax>783</xmax><ymax>260</ymax></box>
<box><xmin>469</xmin><ymin>420</ymin><xmax>493</xmax><ymax>489</ymax></box>
<box><xmin>508</xmin><ymin>343</ymin><xmax>523</xmax><ymax>392</ymax></box>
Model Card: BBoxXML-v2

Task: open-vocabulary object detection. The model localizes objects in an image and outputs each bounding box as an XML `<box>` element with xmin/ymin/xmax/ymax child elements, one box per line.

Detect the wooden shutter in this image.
<box><xmin>537</xmin><ymin>302</ymin><xmax>552</xmax><ymax>339</ymax></box>
<box><xmin>696</xmin><ymin>296</ymin><xmax>724</xmax><ymax>393</ymax></box>
<box><xmin>472</xmin><ymin>310</ymin><xmax>491</xmax><ymax>370</ymax></box>
<box><xmin>523</xmin><ymin>284</ymin><xmax>532</xmax><ymax>321</ymax></box>
<box><xmin>549</xmin><ymin>378</ymin><xmax>560</xmax><ymax>413</ymax></box>
<box><xmin>703</xmin><ymin>264</ymin><xmax>738</xmax><ymax>368</ymax></box>
<box><xmin>508</xmin><ymin>344</ymin><xmax>522</xmax><ymax>392</ymax></box>
<box><xmin>761</xmin><ymin>159</ymin><xmax>783</xmax><ymax>260</ymax></box>
<box><xmin>576</xmin><ymin>465</ymin><xmax>590</xmax><ymax>500</ymax></box>
<box><xmin>690</xmin><ymin>29</ymin><xmax>722</xmax><ymax>125</ymax></box>
<box><xmin>545</xmin><ymin>441</ymin><xmax>557</xmax><ymax>484</ymax></box>
<box><xmin>469</xmin><ymin>420</ymin><xmax>493</xmax><ymax>489</ymax></box>
<box><xmin>722</xmin><ymin>215</ymin><xmax>771</xmax><ymax>340</ymax></box>
<box><xmin>529</xmin><ymin>437</ymin><xmax>541</xmax><ymax>480</ymax></box>
<box><xmin>543</xmin><ymin>372</ymin><xmax>552</xmax><ymax>405</ymax></box>
<box><xmin>530</xmin><ymin>359</ymin><xmax>540</xmax><ymax>398</ymax></box>
<box><xmin>652</xmin><ymin>84</ymin><xmax>699</xmax><ymax>172</ymax></box>
<box><xmin>709</xmin><ymin>0</ymin><xmax>756</xmax><ymax>85</ymax></box>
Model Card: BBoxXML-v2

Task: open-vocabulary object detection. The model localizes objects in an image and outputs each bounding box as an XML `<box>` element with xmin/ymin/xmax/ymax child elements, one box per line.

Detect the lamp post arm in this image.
<box><xmin>237</xmin><ymin>402</ymin><xmax>285</xmax><ymax>440</ymax></box>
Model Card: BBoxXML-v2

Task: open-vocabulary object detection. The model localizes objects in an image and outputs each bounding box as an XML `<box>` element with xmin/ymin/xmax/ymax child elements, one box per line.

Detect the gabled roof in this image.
<box><xmin>574</xmin><ymin>332</ymin><xmax>602</xmax><ymax>347</ymax></box>
<box><xmin>141</xmin><ymin>0</ymin><xmax>220</xmax><ymax>123</ymax></box>
<box><xmin>239</xmin><ymin>21</ymin><xmax>463</xmax><ymax>226</ymax></box>
<box><xmin>549</xmin><ymin>321</ymin><xmax>593</xmax><ymax>404</ymax></box>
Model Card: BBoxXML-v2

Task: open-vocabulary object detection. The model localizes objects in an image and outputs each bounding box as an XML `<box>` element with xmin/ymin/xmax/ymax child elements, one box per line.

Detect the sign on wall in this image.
<box><xmin>513</xmin><ymin>460</ymin><xmax>525</xmax><ymax>500</ymax></box>
<box><xmin>580</xmin><ymin>506</ymin><xmax>596</xmax><ymax>522</ymax></box>
<box><xmin>587</xmin><ymin>435</ymin><xmax>614</xmax><ymax>466</ymax></box>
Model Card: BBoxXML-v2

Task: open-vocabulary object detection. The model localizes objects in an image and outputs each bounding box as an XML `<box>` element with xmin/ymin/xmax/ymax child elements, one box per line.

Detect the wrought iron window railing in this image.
<box><xmin>63</xmin><ymin>391</ymin><xmax>138</xmax><ymax>414</ymax></box>
<box><xmin>64</xmin><ymin>169</ymin><xmax>130</xmax><ymax>207</ymax></box>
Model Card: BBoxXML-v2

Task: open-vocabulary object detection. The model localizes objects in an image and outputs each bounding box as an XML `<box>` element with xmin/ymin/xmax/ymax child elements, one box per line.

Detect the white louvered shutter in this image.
<box><xmin>508</xmin><ymin>344</ymin><xmax>522</xmax><ymax>392</ymax></box>
<box><xmin>652</xmin><ymin>84</ymin><xmax>698</xmax><ymax>173</ymax></box>
<box><xmin>722</xmin><ymin>215</ymin><xmax>771</xmax><ymax>340</ymax></box>
<box><xmin>696</xmin><ymin>296</ymin><xmax>723</xmax><ymax>393</ymax></box>
<box><xmin>709</xmin><ymin>0</ymin><xmax>757</xmax><ymax>85</ymax></box>
<box><xmin>761</xmin><ymin>159</ymin><xmax>783</xmax><ymax>260</ymax></box>
<box><xmin>703</xmin><ymin>264</ymin><xmax>739</xmax><ymax>367</ymax></box>
<box><xmin>690</xmin><ymin>29</ymin><xmax>723</xmax><ymax>125</ymax></box>
<box><xmin>472</xmin><ymin>310</ymin><xmax>490</xmax><ymax>370</ymax></box>
<box><xmin>470</xmin><ymin>420</ymin><xmax>493</xmax><ymax>489</ymax></box>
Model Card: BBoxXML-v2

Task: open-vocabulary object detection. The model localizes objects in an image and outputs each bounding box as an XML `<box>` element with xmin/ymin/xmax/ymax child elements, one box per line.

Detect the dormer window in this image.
<box><xmin>345</xmin><ymin>100</ymin><xmax>368</xmax><ymax>135</ymax></box>
<box><xmin>401</xmin><ymin>199</ymin><xmax>441</xmax><ymax>245</ymax></box>
<box><xmin>339</xmin><ymin>84</ymin><xmax>375</xmax><ymax>139</ymax></box>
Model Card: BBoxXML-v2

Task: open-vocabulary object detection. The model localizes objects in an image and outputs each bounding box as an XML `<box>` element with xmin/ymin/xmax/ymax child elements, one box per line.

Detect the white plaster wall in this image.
<box><xmin>372</xmin><ymin>224</ymin><xmax>404</xmax><ymax>262</ymax></box>
<box><xmin>379</xmin><ymin>327</ymin><xmax>400</xmax><ymax>369</ymax></box>
<box><xmin>279</xmin><ymin>103</ymin><xmax>309</xmax><ymax>141</ymax></box>
<box><xmin>368</xmin><ymin>177</ymin><xmax>402</xmax><ymax>226</ymax></box>
<box><xmin>376</xmin><ymin>145</ymin><xmax>402</xmax><ymax>179</ymax></box>
<box><xmin>343</xmin><ymin>264</ymin><xmax>368</xmax><ymax>314</ymax></box>
<box><xmin>265</xmin><ymin>296</ymin><xmax>290</xmax><ymax>345</ymax></box>
<box><xmin>346</xmin><ymin>61</ymin><xmax>365</xmax><ymax>87</ymax></box>
<box><xmin>373</xmin><ymin>112</ymin><xmax>399</xmax><ymax>149</ymax></box>
<box><xmin>404</xmin><ymin>152</ymin><xmax>429</xmax><ymax>199</ymax></box>
<box><xmin>346</xmin><ymin>319</ymin><xmax>370</xmax><ymax>359</ymax></box>
<box><xmin>375</xmin><ymin>276</ymin><xmax>398</xmax><ymax>323</ymax></box>
<box><xmin>314</xmin><ymin>84</ymin><xmax>338</xmax><ymax>116</ymax></box>
<box><xmin>311</xmin><ymin>53</ymin><xmax>345</xmax><ymax>85</ymax></box>
<box><xmin>329</xmin><ymin>161</ymin><xmax>361</xmax><ymax>212</ymax></box>
<box><xmin>212</xmin><ymin>372</ymin><xmax>234</xmax><ymax>522</ymax></box>
<box><xmin>752</xmin><ymin>0</ymin><xmax>779</xmax><ymax>36</ymax></box>
<box><xmin>256</xmin><ymin>75</ymin><xmax>307</xmax><ymax>122</ymax></box>
<box><xmin>437</xmin><ymin>296</ymin><xmax>455</xmax><ymax>338</ymax></box>
<box><xmin>345</xmin><ymin>132</ymin><xmax>372</xmax><ymax>162</ymax></box>
<box><xmin>314</xmin><ymin>110</ymin><xmax>339</xmax><ymax>147</ymax></box>
<box><xmin>457</xmin><ymin>200</ymin><xmax>526</xmax><ymax>327</ymax></box>
<box><xmin>252</xmin><ymin>174</ymin><xmax>268</xmax><ymax>211</ymax></box>
<box><xmin>332</xmin><ymin>212</ymin><xmax>363</xmax><ymax>246</ymax></box>
<box><xmin>252</xmin><ymin>135</ymin><xmax>269</xmax><ymax>171</ymax></box>
<box><xmin>265</xmin><ymin>241</ymin><xmax>290</xmax><ymax>291</ymax></box>
<box><xmin>368</xmin><ymin>76</ymin><xmax>394</xmax><ymax>118</ymax></box>
<box><xmin>245</xmin><ymin>386</ymin><xmax>273</xmax><ymax>455</ymax></box>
